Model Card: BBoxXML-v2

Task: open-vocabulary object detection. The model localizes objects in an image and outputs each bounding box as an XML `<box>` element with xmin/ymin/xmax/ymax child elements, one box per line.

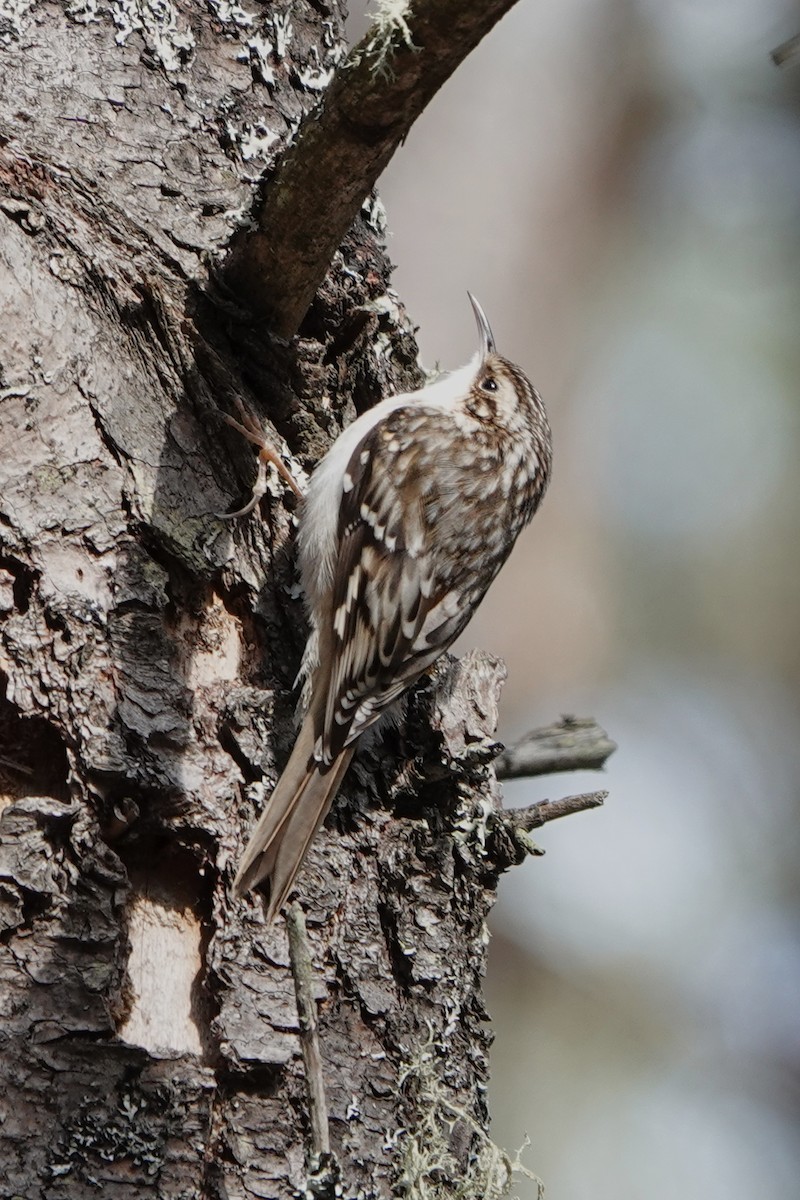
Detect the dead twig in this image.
<box><xmin>286</xmin><ymin>902</ymin><xmax>332</xmax><ymax>1164</ymax></box>
<box><xmin>508</xmin><ymin>790</ymin><xmax>607</xmax><ymax>832</ymax></box>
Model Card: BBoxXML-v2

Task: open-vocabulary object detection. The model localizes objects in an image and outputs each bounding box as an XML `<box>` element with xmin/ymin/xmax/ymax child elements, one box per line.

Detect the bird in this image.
<box><xmin>231</xmin><ymin>294</ymin><xmax>552</xmax><ymax>920</ymax></box>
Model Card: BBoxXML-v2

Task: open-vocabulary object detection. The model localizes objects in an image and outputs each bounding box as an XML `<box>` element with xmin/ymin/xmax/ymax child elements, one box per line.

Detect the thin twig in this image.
<box><xmin>286</xmin><ymin>902</ymin><xmax>331</xmax><ymax>1159</ymax></box>
<box><xmin>225</xmin><ymin>0</ymin><xmax>524</xmax><ymax>334</ymax></box>
<box><xmin>508</xmin><ymin>790</ymin><xmax>607</xmax><ymax>832</ymax></box>
<box><xmin>495</xmin><ymin>716</ymin><xmax>616</xmax><ymax>781</ymax></box>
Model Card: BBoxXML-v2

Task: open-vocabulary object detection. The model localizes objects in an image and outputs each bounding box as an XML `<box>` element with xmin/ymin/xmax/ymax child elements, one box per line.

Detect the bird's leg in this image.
<box><xmin>219</xmin><ymin>397</ymin><xmax>304</xmax><ymax>519</ymax></box>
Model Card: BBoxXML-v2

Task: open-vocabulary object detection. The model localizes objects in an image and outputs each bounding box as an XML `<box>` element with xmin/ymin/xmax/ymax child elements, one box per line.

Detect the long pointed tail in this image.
<box><xmin>232</xmin><ymin>716</ymin><xmax>354</xmax><ymax>922</ymax></box>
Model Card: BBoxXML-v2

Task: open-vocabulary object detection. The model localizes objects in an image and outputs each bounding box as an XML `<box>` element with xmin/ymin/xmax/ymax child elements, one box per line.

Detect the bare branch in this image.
<box><xmin>225</xmin><ymin>0</ymin><xmax>523</xmax><ymax>335</ymax></box>
<box><xmin>495</xmin><ymin>716</ymin><xmax>616</xmax><ymax>781</ymax></box>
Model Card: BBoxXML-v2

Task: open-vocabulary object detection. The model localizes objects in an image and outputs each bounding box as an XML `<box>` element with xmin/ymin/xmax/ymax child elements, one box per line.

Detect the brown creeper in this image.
<box><xmin>233</xmin><ymin>296</ymin><xmax>552</xmax><ymax>918</ymax></box>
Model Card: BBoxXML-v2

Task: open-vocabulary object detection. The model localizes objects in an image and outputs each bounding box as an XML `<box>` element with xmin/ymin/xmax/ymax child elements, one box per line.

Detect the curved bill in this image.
<box><xmin>467</xmin><ymin>292</ymin><xmax>496</xmax><ymax>359</ymax></box>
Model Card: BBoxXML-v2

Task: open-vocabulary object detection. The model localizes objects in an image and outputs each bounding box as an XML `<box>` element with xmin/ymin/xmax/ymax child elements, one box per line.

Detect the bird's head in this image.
<box><xmin>464</xmin><ymin>293</ymin><xmax>548</xmax><ymax>446</ymax></box>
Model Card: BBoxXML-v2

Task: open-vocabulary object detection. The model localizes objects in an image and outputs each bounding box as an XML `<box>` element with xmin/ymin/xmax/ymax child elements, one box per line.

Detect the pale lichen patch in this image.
<box><xmin>65</xmin><ymin>0</ymin><xmax>195</xmax><ymax>73</ymax></box>
<box><xmin>271</xmin><ymin>7</ymin><xmax>292</xmax><ymax>59</ymax></box>
<box><xmin>221</xmin><ymin>112</ymin><xmax>282</xmax><ymax>165</ymax></box>
<box><xmin>359</xmin><ymin>0</ymin><xmax>417</xmax><ymax>75</ymax></box>
<box><xmin>206</xmin><ymin>0</ymin><xmax>255</xmax><ymax>30</ymax></box>
<box><xmin>295</xmin><ymin>44</ymin><xmax>334</xmax><ymax>91</ymax></box>
<box><xmin>395</xmin><ymin>1027</ymin><xmax>513</xmax><ymax>1200</ymax></box>
<box><xmin>0</xmin><ymin>0</ymin><xmax>35</xmax><ymax>45</ymax></box>
<box><xmin>238</xmin><ymin>32</ymin><xmax>276</xmax><ymax>86</ymax></box>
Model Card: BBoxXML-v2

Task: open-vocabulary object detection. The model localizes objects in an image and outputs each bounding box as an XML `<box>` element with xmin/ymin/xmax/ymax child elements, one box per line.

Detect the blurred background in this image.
<box><xmin>352</xmin><ymin>1</ymin><xmax>800</xmax><ymax>1195</ymax></box>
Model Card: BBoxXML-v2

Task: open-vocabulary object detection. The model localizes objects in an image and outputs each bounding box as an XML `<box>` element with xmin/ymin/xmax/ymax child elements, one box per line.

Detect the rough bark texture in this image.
<box><xmin>0</xmin><ymin>6</ymin><xmax>550</xmax><ymax>1198</ymax></box>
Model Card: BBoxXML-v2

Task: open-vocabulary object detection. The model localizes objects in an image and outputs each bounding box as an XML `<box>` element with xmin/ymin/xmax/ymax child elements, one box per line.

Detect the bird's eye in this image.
<box><xmin>481</xmin><ymin>375</ymin><xmax>498</xmax><ymax>393</ymax></box>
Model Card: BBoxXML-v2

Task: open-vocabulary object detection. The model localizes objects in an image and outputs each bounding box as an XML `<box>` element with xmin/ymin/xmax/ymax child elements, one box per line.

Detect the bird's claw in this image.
<box><xmin>220</xmin><ymin>398</ymin><xmax>304</xmax><ymax>517</ymax></box>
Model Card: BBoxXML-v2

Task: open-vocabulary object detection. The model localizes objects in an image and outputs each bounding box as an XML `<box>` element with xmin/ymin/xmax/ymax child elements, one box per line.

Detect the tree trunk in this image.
<box><xmin>0</xmin><ymin>6</ymin><xmax>606</xmax><ymax>1197</ymax></box>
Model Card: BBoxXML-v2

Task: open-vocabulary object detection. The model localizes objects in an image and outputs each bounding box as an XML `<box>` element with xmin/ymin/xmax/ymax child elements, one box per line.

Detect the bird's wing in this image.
<box><xmin>316</xmin><ymin>407</ymin><xmax>469</xmax><ymax>765</ymax></box>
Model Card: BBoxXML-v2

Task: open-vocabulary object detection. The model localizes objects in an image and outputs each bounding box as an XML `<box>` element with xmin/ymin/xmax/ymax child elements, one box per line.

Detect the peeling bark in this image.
<box><xmin>0</xmin><ymin>6</ymin><xmax>605</xmax><ymax>1198</ymax></box>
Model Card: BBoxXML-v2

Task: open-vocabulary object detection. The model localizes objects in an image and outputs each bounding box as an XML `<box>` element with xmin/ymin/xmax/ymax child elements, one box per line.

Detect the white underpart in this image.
<box><xmin>299</xmin><ymin>355</ymin><xmax>480</xmax><ymax>613</ymax></box>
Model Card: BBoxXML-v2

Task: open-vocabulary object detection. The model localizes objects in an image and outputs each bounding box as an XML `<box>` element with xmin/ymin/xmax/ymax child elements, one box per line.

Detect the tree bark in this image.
<box><xmin>0</xmin><ymin>6</ymin><xmax>608</xmax><ymax>1197</ymax></box>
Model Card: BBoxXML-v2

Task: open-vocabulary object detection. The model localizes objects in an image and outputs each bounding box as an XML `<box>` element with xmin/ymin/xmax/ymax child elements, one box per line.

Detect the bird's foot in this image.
<box><xmin>218</xmin><ymin>397</ymin><xmax>304</xmax><ymax>518</ymax></box>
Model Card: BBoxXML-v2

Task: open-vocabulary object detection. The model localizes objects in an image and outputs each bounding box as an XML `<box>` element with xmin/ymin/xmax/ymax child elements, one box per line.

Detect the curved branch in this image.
<box><xmin>224</xmin><ymin>0</ymin><xmax>523</xmax><ymax>335</ymax></box>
